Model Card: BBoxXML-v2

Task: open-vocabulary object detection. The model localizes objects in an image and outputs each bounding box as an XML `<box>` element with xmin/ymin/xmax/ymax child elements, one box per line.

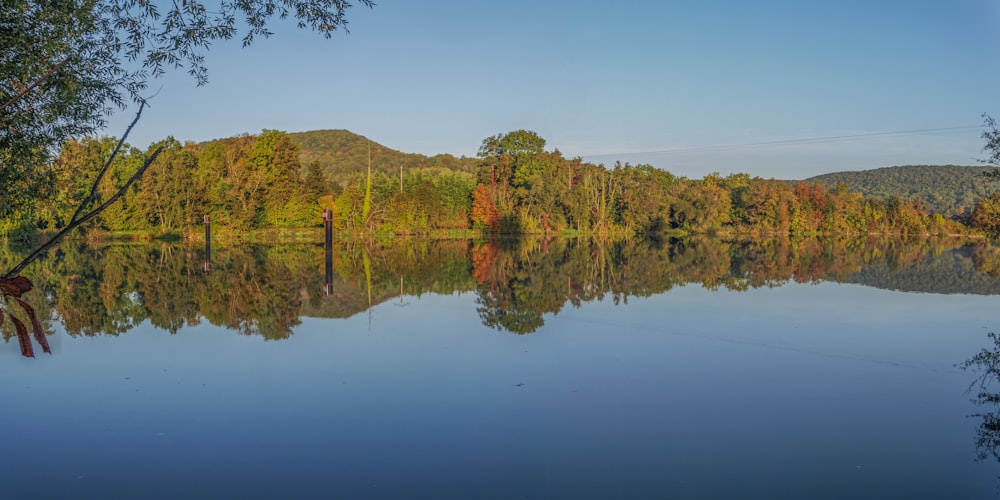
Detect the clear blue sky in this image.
<box><xmin>105</xmin><ymin>0</ymin><xmax>1000</xmax><ymax>179</ymax></box>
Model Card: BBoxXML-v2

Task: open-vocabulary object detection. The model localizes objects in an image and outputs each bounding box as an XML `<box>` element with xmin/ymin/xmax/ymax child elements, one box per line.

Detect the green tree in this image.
<box><xmin>96</xmin><ymin>142</ymin><xmax>146</xmax><ymax>232</ymax></box>
<box><xmin>202</xmin><ymin>134</ymin><xmax>259</xmax><ymax>229</ymax></box>
<box><xmin>971</xmin><ymin>193</ymin><xmax>1000</xmax><ymax>235</ymax></box>
<box><xmin>251</xmin><ymin>130</ymin><xmax>308</xmax><ymax>227</ymax></box>
<box><xmin>476</xmin><ymin>130</ymin><xmax>548</xmax><ymax>225</ymax></box>
<box><xmin>136</xmin><ymin>138</ymin><xmax>202</xmax><ymax>232</ymax></box>
<box><xmin>611</xmin><ymin>163</ymin><xmax>675</xmax><ymax>234</ymax></box>
<box><xmin>478</xmin><ymin>130</ymin><xmax>546</xmax><ymax>159</ymax></box>
<box><xmin>432</xmin><ymin>172</ymin><xmax>474</xmax><ymax>229</ymax></box>
<box><xmin>671</xmin><ymin>179</ymin><xmax>731</xmax><ymax>232</ymax></box>
<box><xmin>982</xmin><ymin>114</ymin><xmax>1000</xmax><ymax>170</ymax></box>
<box><xmin>304</xmin><ymin>160</ymin><xmax>331</xmax><ymax>201</ymax></box>
<box><xmin>37</xmin><ymin>138</ymin><xmax>107</xmax><ymax>230</ymax></box>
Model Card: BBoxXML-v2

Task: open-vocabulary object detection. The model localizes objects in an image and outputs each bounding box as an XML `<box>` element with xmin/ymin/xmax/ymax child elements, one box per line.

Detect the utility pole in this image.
<box><xmin>203</xmin><ymin>215</ymin><xmax>211</xmax><ymax>272</ymax></box>
<box><xmin>362</xmin><ymin>140</ymin><xmax>372</xmax><ymax>222</ymax></box>
<box><xmin>323</xmin><ymin>209</ymin><xmax>333</xmax><ymax>295</ymax></box>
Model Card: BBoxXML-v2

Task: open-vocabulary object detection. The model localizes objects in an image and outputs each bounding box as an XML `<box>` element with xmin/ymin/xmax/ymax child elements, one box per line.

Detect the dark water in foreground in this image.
<box><xmin>2</xmin><ymin>237</ymin><xmax>1000</xmax><ymax>498</ymax></box>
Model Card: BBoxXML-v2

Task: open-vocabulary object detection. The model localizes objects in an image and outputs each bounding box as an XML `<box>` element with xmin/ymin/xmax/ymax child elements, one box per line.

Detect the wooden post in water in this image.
<box><xmin>204</xmin><ymin>215</ymin><xmax>211</xmax><ymax>273</ymax></box>
<box><xmin>323</xmin><ymin>209</ymin><xmax>333</xmax><ymax>295</ymax></box>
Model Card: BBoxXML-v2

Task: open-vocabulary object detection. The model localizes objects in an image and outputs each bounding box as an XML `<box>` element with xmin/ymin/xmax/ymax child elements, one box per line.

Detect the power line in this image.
<box><xmin>584</xmin><ymin>125</ymin><xmax>982</xmax><ymax>158</ymax></box>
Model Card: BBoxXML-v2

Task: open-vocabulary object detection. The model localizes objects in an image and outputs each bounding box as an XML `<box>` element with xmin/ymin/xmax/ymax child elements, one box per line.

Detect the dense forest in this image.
<box><xmin>3</xmin><ymin>129</ymin><xmax>999</xmax><ymax>239</ymax></box>
<box><xmin>805</xmin><ymin>165</ymin><xmax>1000</xmax><ymax>216</ymax></box>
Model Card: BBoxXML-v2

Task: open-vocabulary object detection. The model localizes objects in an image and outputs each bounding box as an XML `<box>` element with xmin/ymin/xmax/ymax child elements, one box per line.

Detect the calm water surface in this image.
<box><xmin>2</xmin><ymin>237</ymin><xmax>1000</xmax><ymax>498</ymax></box>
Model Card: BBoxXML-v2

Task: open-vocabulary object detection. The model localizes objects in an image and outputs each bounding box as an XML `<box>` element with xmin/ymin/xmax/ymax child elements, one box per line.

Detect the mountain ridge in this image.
<box><xmin>802</xmin><ymin>164</ymin><xmax>1000</xmax><ymax>215</ymax></box>
<box><xmin>286</xmin><ymin>129</ymin><xmax>478</xmax><ymax>185</ymax></box>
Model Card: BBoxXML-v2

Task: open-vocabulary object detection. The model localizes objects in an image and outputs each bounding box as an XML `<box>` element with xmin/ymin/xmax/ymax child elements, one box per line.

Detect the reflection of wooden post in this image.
<box><xmin>323</xmin><ymin>209</ymin><xmax>333</xmax><ymax>295</ymax></box>
<box><xmin>204</xmin><ymin>215</ymin><xmax>211</xmax><ymax>272</ymax></box>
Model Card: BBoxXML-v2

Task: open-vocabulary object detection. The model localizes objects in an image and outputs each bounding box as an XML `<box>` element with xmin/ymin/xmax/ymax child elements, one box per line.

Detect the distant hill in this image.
<box><xmin>804</xmin><ymin>165</ymin><xmax>1000</xmax><ymax>216</ymax></box>
<box><xmin>287</xmin><ymin>129</ymin><xmax>478</xmax><ymax>185</ymax></box>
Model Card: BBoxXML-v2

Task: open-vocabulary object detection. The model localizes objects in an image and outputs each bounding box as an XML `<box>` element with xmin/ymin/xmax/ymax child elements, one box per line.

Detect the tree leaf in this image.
<box><xmin>9</xmin><ymin>313</ymin><xmax>33</xmax><ymax>358</ymax></box>
<box><xmin>16</xmin><ymin>298</ymin><xmax>50</xmax><ymax>355</ymax></box>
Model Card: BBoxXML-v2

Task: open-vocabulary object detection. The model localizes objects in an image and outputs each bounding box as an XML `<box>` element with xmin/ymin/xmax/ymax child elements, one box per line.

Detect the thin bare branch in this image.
<box><xmin>0</xmin><ymin>54</ymin><xmax>73</xmax><ymax>112</ymax></box>
<box><xmin>69</xmin><ymin>101</ymin><xmax>147</xmax><ymax>225</ymax></box>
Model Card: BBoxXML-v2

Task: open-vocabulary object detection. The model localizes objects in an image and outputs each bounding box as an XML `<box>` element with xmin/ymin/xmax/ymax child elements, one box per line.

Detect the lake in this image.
<box><xmin>2</xmin><ymin>236</ymin><xmax>1000</xmax><ymax>498</ymax></box>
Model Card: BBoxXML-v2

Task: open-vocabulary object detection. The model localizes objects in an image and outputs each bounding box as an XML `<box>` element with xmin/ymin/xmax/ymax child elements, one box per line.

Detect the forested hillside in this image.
<box><xmin>287</xmin><ymin>129</ymin><xmax>477</xmax><ymax>185</ymax></box>
<box><xmin>805</xmin><ymin>165</ymin><xmax>1000</xmax><ymax>216</ymax></box>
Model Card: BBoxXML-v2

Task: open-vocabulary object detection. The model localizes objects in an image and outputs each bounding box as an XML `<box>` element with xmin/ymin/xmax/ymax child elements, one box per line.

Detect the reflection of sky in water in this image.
<box><xmin>2</xmin><ymin>283</ymin><xmax>998</xmax><ymax>498</ymax></box>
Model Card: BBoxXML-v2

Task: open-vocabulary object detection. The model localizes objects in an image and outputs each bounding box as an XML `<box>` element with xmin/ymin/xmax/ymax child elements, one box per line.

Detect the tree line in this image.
<box><xmin>3</xmin><ymin>128</ymin><xmax>998</xmax><ymax>238</ymax></box>
<box><xmin>7</xmin><ymin>130</ymin><xmax>477</xmax><ymax>236</ymax></box>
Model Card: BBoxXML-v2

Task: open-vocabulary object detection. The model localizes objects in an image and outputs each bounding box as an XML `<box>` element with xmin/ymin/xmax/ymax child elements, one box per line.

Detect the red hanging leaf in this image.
<box><xmin>9</xmin><ymin>313</ymin><xmax>33</xmax><ymax>358</ymax></box>
<box><xmin>0</xmin><ymin>276</ymin><xmax>32</xmax><ymax>298</ymax></box>
<box><xmin>16</xmin><ymin>298</ymin><xmax>49</xmax><ymax>354</ymax></box>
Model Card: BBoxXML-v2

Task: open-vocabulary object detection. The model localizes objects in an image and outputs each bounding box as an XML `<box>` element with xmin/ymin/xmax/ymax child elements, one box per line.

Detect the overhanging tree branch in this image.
<box><xmin>0</xmin><ymin>54</ymin><xmax>73</xmax><ymax>112</ymax></box>
<box><xmin>4</xmin><ymin>143</ymin><xmax>164</xmax><ymax>279</ymax></box>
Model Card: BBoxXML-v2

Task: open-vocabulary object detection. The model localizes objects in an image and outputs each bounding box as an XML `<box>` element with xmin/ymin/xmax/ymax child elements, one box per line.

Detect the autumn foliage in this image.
<box><xmin>470</xmin><ymin>184</ymin><xmax>499</xmax><ymax>232</ymax></box>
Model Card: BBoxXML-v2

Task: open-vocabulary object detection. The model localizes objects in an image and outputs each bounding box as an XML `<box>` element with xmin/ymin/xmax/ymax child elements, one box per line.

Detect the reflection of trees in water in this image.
<box><xmin>959</xmin><ymin>332</ymin><xmax>1000</xmax><ymax>464</ymax></box>
<box><xmin>2</xmin><ymin>239</ymin><xmax>478</xmax><ymax>342</ymax></box>
<box><xmin>471</xmin><ymin>236</ymin><xmax>1000</xmax><ymax>334</ymax></box>
<box><xmin>2</xmin><ymin>236</ymin><xmax>999</xmax><ymax>342</ymax></box>
<box><xmin>972</xmin><ymin>243</ymin><xmax>1000</xmax><ymax>278</ymax></box>
<box><xmin>195</xmin><ymin>245</ymin><xmax>319</xmax><ymax>339</ymax></box>
<box><xmin>3</xmin><ymin>242</ymin><xmax>323</xmax><ymax>341</ymax></box>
